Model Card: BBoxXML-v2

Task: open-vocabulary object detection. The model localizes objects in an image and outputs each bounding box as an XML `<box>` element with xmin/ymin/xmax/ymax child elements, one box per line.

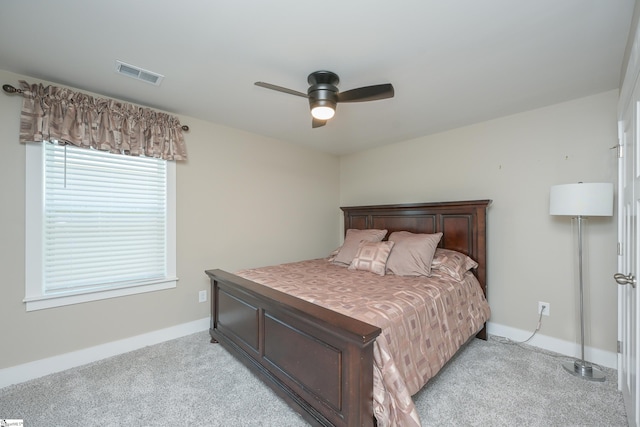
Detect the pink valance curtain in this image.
<box><xmin>17</xmin><ymin>80</ymin><xmax>187</xmax><ymax>160</ymax></box>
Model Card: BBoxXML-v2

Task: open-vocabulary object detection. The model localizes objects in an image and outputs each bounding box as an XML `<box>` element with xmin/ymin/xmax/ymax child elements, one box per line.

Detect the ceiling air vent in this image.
<box><xmin>115</xmin><ymin>60</ymin><xmax>164</xmax><ymax>86</ymax></box>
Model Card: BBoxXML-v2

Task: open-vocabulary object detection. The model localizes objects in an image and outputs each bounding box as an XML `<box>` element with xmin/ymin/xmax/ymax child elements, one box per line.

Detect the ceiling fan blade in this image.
<box><xmin>337</xmin><ymin>83</ymin><xmax>394</xmax><ymax>103</ymax></box>
<box><xmin>312</xmin><ymin>117</ymin><xmax>326</xmax><ymax>128</ymax></box>
<box><xmin>254</xmin><ymin>82</ymin><xmax>308</xmax><ymax>98</ymax></box>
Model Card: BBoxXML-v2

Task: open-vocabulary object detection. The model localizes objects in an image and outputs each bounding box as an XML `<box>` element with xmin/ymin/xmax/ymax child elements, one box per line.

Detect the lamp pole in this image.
<box><xmin>562</xmin><ymin>215</ymin><xmax>605</xmax><ymax>381</ymax></box>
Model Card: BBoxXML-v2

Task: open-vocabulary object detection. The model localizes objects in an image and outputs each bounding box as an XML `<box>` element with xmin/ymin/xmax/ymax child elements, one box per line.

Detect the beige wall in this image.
<box><xmin>0</xmin><ymin>69</ymin><xmax>340</xmax><ymax>369</ymax></box>
<box><xmin>339</xmin><ymin>90</ymin><xmax>619</xmax><ymax>354</ymax></box>
<box><xmin>0</xmin><ymin>65</ymin><xmax>620</xmax><ymax>370</ymax></box>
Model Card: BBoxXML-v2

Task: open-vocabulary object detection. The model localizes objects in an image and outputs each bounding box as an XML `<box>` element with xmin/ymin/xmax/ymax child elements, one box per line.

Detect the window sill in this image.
<box><xmin>24</xmin><ymin>278</ymin><xmax>178</xmax><ymax>311</ymax></box>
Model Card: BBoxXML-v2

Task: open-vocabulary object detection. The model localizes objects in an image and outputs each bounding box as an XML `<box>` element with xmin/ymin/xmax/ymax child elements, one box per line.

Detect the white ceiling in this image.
<box><xmin>0</xmin><ymin>1</ymin><xmax>634</xmax><ymax>155</ymax></box>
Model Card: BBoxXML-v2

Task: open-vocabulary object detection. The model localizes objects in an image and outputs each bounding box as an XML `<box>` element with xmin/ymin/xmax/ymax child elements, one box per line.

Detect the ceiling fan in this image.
<box><xmin>254</xmin><ymin>71</ymin><xmax>394</xmax><ymax>128</ymax></box>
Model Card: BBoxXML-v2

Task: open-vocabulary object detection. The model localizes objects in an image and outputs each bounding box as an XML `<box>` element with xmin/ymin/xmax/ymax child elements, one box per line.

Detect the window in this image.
<box><xmin>25</xmin><ymin>142</ymin><xmax>177</xmax><ymax>311</ymax></box>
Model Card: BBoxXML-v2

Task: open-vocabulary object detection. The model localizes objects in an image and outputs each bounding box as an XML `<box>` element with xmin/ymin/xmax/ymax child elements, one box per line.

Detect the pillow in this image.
<box><xmin>332</xmin><ymin>229</ymin><xmax>388</xmax><ymax>265</ymax></box>
<box><xmin>348</xmin><ymin>240</ymin><xmax>395</xmax><ymax>276</ymax></box>
<box><xmin>385</xmin><ymin>231</ymin><xmax>442</xmax><ymax>276</ymax></box>
<box><xmin>327</xmin><ymin>247</ymin><xmax>340</xmax><ymax>262</ymax></box>
<box><xmin>431</xmin><ymin>248</ymin><xmax>478</xmax><ymax>281</ymax></box>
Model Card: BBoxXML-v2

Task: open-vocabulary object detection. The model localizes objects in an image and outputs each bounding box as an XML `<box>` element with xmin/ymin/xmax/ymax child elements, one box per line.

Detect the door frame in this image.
<box><xmin>617</xmin><ymin>13</ymin><xmax>640</xmax><ymax>426</ymax></box>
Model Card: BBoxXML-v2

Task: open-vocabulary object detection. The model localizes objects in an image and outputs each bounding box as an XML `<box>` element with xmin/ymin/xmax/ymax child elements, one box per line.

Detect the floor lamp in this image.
<box><xmin>549</xmin><ymin>182</ymin><xmax>613</xmax><ymax>382</ymax></box>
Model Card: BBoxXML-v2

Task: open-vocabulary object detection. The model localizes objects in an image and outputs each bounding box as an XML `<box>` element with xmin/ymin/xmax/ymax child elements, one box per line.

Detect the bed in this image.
<box><xmin>205</xmin><ymin>200</ymin><xmax>491</xmax><ymax>426</ymax></box>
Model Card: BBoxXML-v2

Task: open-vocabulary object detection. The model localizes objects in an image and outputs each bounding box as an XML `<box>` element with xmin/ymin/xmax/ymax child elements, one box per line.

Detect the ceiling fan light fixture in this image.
<box><xmin>311</xmin><ymin>105</ymin><xmax>335</xmax><ymax>120</ymax></box>
<box><xmin>310</xmin><ymin>98</ymin><xmax>336</xmax><ymax>120</ymax></box>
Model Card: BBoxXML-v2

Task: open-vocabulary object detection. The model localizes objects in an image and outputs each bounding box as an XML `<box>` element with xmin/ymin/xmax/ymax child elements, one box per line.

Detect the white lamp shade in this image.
<box><xmin>549</xmin><ymin>182</ymin><xmax>613</xmax><ymax>216</ymax></box>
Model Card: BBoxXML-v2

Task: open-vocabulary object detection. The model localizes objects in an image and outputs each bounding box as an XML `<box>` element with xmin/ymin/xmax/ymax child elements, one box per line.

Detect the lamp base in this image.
<box><xmin>562</xmin><ymin>360</ymin><xmax>606</xmax><ymax>382</ymax></box>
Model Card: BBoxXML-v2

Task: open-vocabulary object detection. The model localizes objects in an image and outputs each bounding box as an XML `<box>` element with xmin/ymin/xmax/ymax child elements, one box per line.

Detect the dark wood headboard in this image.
<box><xmin>341</xmin><ymin>199</ymin><xmax>491</xmax><ymax>302</ymax></box>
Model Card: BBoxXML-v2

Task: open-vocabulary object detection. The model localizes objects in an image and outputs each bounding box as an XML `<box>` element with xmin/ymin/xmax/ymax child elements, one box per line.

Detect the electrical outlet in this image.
<box><xmin>538</xmin><ymin>301</ymin><xmax>550</xmax><ymax>316</ymax></box>
<box><xmin>198</xmin><ymin>290</ymin><xmax>207</xmax><ymax>303</ymax></box>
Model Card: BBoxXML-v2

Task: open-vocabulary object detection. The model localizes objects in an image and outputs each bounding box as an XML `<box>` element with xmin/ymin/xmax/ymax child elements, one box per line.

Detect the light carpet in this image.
<box><xmin>0</xmin><ymin>331</ymin><xmax>627</xmax><ymax>426</ymax></box>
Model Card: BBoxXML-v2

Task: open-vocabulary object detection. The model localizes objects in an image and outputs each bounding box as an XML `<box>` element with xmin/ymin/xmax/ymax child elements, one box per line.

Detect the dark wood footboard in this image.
<box><xmin>205</xmin><ymin>269</ymin><xmax>381</xmax><ymax>427</ymax></box>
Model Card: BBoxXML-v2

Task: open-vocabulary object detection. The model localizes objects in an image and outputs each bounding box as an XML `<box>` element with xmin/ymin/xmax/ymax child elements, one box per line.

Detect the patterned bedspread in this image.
<box><xmin>235</xmin><ymin>258</ymin><xmax>491</xmax><ymax>427</ymax></box>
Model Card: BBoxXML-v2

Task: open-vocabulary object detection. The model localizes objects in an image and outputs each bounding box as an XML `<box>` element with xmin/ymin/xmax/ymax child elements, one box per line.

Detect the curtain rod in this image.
<box><xmin>2</xmin><ymin>84</ymin><xmax>190</xmax><ymax>132</ymax></box>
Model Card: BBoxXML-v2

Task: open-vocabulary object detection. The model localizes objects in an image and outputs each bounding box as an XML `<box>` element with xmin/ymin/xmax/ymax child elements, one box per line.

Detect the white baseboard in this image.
<box><xmin>0</xmin><ymin>317</ymin><xmax>210</xmax><ymax>389</ymax></box>
<box><xmin>487</xmin><ymin>321</ymin><xmax>618</xmax><ymax>369</ymax></box>
<box><xmin>1</xmin><ymin>318</ymin><xmax>617</xmax><ymax>390</ymax></box>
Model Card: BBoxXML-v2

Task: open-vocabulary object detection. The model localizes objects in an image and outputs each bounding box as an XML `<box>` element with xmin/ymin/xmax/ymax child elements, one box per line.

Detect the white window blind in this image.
<box><xmin>43</xmin><ymin>143</ymin><xmax>167</xmax><ymax>292</ymax></box>
<box><xmin>25</xmin><ymin>142</ymin><xmax>177</xmax><ymax>311</ymax></box>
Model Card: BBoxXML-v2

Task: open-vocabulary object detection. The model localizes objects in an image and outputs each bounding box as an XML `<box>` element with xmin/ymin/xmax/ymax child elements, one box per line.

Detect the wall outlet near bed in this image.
<box><xmin>538</xmin><ymin>301</ymin><xmax>550</xmax><ymax>316</ymax></box>
<box><xmin>199</xmin><ymin>290</ymin><xmax>207</xmax><ymax>303</ymax></box>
